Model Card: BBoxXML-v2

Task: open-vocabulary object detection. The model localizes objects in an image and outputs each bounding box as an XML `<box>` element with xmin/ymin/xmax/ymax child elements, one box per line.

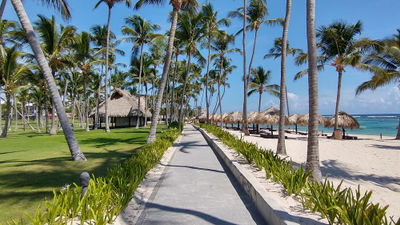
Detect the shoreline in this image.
<box><xmin>224</xmin><ymin>128</ymin><xmax>400</xmax><ymax>221</ymax></box>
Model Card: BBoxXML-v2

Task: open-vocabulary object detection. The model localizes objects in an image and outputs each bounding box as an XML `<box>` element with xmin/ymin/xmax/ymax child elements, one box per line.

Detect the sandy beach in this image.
<box><xmin>225</xmin><ymin>128</ymin><xmax>400</xmax><ymax>221</ymax></box>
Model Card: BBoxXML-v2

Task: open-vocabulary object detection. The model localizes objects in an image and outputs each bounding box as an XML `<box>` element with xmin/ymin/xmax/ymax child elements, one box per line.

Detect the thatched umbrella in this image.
<box><xmin>248</xmin><ymin>111</ymin><xmax>260</xmax><ymax>131</ymax></box>
<box><xmin>221</xmin><ymin>113</ymin><xmax>229</xmax><ymax>127</ymax></box>
<box><xmin>227</xmin><ymin>111</ymin><xmax>242</xmax><ymax>129</ymax></box>
<box><xmin>297</xmin><ymin>113</ymin><xmax>327</xmax><ymax>126</ymax></box>
<box><xmin>325</xmin><ymin>111</ymin><xmax>360</xmax><ymax>138</ymax></box>
<box><xmin>198</xmin><ymin>110</ymin><xmax>207</xmax><ymax>123</ymax></box>
<box><xmin>288</xmin><ymin>113</ymin><xmax>300</xmax><ymax>133</ymax></box>
<box><xmin>255</xmin><ymin>108</ymin><xmax>287</xmax><ymax>135</ymax></box>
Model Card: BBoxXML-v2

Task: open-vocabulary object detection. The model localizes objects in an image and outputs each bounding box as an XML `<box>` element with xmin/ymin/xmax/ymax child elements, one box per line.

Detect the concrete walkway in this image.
<box><xmin>136</xmin><ymin>125</ymin><xmax>265</xmax><ymax>225</ymax></box>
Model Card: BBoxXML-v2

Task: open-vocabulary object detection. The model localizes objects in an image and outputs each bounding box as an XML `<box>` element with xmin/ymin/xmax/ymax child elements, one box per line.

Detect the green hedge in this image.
<box><xmin>200</xmin><ymin>124</ymin><xmax>399</xmax><ymax>225</ymax></box>
<box><xmin>3</xmin><ymin>129</ymin><xmax>181</xmax><ymax>225</ymax></box>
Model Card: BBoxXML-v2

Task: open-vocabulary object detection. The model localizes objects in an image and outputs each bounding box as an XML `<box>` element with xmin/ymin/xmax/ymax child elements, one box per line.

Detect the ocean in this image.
<box><xmin>294</xmin><ymin>114</ymin><xmax>400</xmax><ymax>137</ymax></box>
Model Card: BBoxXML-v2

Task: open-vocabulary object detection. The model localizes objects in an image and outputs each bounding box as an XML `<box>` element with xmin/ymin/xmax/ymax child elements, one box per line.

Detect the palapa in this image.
<box><xmin>325</xmin><ymin>111</ymin><xmax>360</xmax><ymax>129</ymax></box>
<box><xmin>297</xmin><ymin>113</ymin><xmax>327</xmax><ymax>127</ymax></box>
<box><xmin>248</xmin><ymin>111</ymin><xmax>260</xmax><ymax>124</ymax></box>
<box><xmin>288</xmin><ymin>113</ymin><xmax>300</xmax><ymax>125</ymax></box>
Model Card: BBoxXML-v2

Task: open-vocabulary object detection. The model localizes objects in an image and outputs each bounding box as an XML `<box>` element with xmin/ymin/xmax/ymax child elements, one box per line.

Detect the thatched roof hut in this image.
<box><xmin>198</xmin><ymin>110</ymin><xmax>207</xmax><ymax>123</ymax></box>
<box><xmin>297</xmin><ymin>113</ymin><xmax>327</xmax><ymax>126</ymax></box>
<box><xmin>325</xmin><ymin>111</ymin><xmax>360</xmax><ymax>129</ymax></box>
<box><xmin>288</xmin><ymin>113</ymin><xmax>300</xmax><ymax>125</ymax></box>
<box><xmin>248</xmin><ymin>111</ymin><xmax>260</xmax><ymax>124</ymax></box>
<box><xmin>227</xmin><ymin>111</ymin><xmax>243</xmax><ymax>124</ymax></box>
<box><xmin>255</xmin><ymin>108</ymin><xmax>287</xmax><ymax>125</ymax></box>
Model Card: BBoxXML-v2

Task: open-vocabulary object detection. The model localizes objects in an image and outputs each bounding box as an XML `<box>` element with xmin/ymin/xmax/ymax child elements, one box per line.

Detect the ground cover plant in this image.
<box><xmin>0</xmin><ymin>125</ymin><xmax>173</xmax><ymax>224</ymax></box>
<box><xmin>200</xmin><ymin>124</ymin><xmax>400</xmax><ymax>225</ymax></box>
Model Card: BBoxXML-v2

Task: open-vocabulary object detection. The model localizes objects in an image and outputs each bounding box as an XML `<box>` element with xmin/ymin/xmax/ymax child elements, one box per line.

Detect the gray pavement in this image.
<box><xmin>136</xmin><ymin>125</ymin><xmax>265</xmax><ymax>225</ymax></box>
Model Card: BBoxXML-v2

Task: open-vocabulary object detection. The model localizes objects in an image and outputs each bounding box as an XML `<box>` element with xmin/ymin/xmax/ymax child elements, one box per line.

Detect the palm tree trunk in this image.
<box><xmin>170</xmin><ymin>52</ymin><xmax>178</xmax><ymax>121</ymax></box>
<box><xmin>95</xmin><ymin>90</ymin><xmax>100</xmax><ymax>129</ymax></box>
<box><xmin>242</xmin><ymin>0</ymin><xmax>249</xmax><ymax>136</ymax></box>
<box><xmin>285</xmin><ymin>85</ymin><xmax>290</xmax><ymax>116</ymax></box>
<box><xmin>333</xmin><ymin>70</ymin><xmax>343</xmax><ymax>137</ymax></box>
<box><xmin>396</xmin><ymin>118</ymin><xmax>400</xmax><ymax>139</ymax></box>
<box><xmin>104</xmin><ymin>6</ymin><xmax>112</xmax><ymax>133</ymax></box>
<box><xmin>84</xmin><ymin>74</ymin><xmax>89</xmax><ymax>132</ymax></box>
<box><xmin>277</xmin><ymin>0</ymin><xmax>291</xmax><ymax>155</ymax></box>
<box><xmin>11</xmin><ymin>0</ymin><xmax>86</xmax><ymax>160</ymax></box>
<box><xmin>0</xmin><ymin>86</ymin><xmax>2</xmax><ymax>131</ymax></box>
<box><xmin>144</xmin><ymin>84</ymin><xmax>148</xmax><ymax>127</ymax></box>
<box><xmin>36</xmin><ymin>105</ymin><xmax>40</xmax><ymax>132</ymax></box>
<box><xmin>205</xmin><ymin>37</ymin><xmax>211</xmax><ymax>124</ymax></box>
<box><xmin>0</xmin><ymin>0</ymin><xmax>6</xmax><ymax>20</ymax></box>
<box><xmin>50</xmin><ymin>103</ymin><xmax>57</xmax><ymax>135</ymax></box>
<box><xmin>305</xmin><ymin>0</ymin><xmax>322</xmax><ymax>181</ymax></box>
<box><xmin>178</xmin><ymin>52</ymin><xmax>192</xmax><ymax>130</ymax></box>
<box><xmin>248</xmin><ymin>28</ymin><xmax>259</xmax><ymax>81</ymax></box>
<box><xmin>63</xmin><ymin>79</ymin><xmax>68</xmax><ymax>107</ymax></box>
<box><xmin>0</xmin><ymin>93</ymin><xmax>11</xmax><ymax>137</ymax></box>
<box><xmin>71</xmin><ymin>96</ymin><xmax>75</xmax><ymax>127</ymax></box>
<box><xmin>257</xmin><ymin>91</ymin><xmax>262</xmax><ymax>133</ymax></box>
<box><xmin>147</xmin><ymin>4</ymin><xmax>180</xmax><ymax>143</ymax></box>
<box><xmin>22</xmin><ymin>101</ymin><xmax>26</xmax><ymax>132</ymax></box>
<box><xmin>136</xmin><ymin>44</ymin><xmax>144</xmax><ymax>129</ymax></box>
<box><xmin>45</xmin><ymin>106</ymin><xmax>49</xmax><ymax>133</ymax></box>
<box><xmin>14</xmin><ymin>94</ymin><xmax>17</xmax><ymax>131</ymax></box>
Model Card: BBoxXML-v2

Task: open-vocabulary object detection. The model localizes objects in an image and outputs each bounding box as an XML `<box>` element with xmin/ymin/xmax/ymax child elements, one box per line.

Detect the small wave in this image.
<box><xmin>366</xmin><ymin>116</ymin><xmax>397</xmax><ymax>118</ymax></box>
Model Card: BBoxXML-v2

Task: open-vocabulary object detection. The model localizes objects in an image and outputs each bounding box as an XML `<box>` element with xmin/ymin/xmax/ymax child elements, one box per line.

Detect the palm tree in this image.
<box><xmin>34</xmin><ymin>15</ymin><xmax>76</xmax><ymax>135</ymax></box>
<box><xmin>94</xmin><ymin>0</ymin><xmax>131</xmax><ymax>132</ymax></box>
<box><xmin>318</xmin><ymin>21</ymin><xmax>362</xmax><ymax>138</ymax></box>
<box><xmin>200</xmin><ymin>3</ymin><xmax>230</xmax><ymax>124</ymax></box>
<box><xmin>10</xmin><ymin>0</ymin><xmax>86</xmax><ymax>161</ymax></box>
<box><xmin>121</xmin><ymin>15</ymin><xmax>161</xmax><ymax>129</ymax></box>
<box><xmin>277</xmin><ymin>0</ymin><xmax>292</xmax><ymax>155</ymax></box>
<box><xmin>356</xmin><ymin>29</ymin><xmax>400</xmax><ymax>139</ymax></box>
<box><xmin>0</xmin><ymin>46</ymin><xmax>32</xmax><ymax>137</ymax></box>
<box><xmin>305</xmin><ymin>0</ymin><xmax>322</xmax><ymax>180</ymax></box>
<box><xmin>248</xmin><ymin>66</ymin><xmax>279</xmax><ymax>112</ymax></box>
<box><xmin>215</xmin><ymin>57</ymin><xmax>235</xmax><ymax>126</ymax></box>
<box><xmin>135</xmin><ymin>0</ymin><xmax>199</xmax><ymax>143</ymax></box>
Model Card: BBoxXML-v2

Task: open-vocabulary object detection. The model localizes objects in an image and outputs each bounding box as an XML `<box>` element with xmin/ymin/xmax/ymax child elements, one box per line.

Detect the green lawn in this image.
<box><xmin>0</xmin><ymin>124</ymin><xmax>166</xmax><ymax>223</ymax></box>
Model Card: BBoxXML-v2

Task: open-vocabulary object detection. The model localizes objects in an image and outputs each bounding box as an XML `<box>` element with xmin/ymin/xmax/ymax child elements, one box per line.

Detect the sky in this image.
<box><xmin>2</xmin><ymin>0</ymin><xmax>400</xmax><ymax>115</ymax></box>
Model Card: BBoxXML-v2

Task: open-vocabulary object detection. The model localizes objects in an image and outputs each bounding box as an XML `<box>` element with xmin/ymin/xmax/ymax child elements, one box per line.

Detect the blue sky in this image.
<box><xmin>3</xmin><ymin>0</ymin><xmax>400</xmax><ymax>114</ymax></box>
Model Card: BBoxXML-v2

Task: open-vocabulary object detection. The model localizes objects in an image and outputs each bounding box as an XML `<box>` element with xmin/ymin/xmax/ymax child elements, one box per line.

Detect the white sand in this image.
<box><xmin>226</xmin><ymin>129</ymin><xmax>400</xmax><ymax>221</ymax></box>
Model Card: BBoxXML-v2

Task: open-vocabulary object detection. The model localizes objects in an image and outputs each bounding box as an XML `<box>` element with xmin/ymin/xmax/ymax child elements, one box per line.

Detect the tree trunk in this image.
<box><xmin>147</xmin><ymin>3</ymin><xmax>180</xmax><ymax>143</ymax></box>
<box><xmin>396</xmin><ymin>118</ymin><xmax>400</xmax><ymax>139</ymax></box>
<box><xmin>104</xmin><ymin>6</ymin><xmax>112</xmax><ymax>133</ymax></box>
<box><xmin>71</xmin><ymin>96</ymin><xmax>76</xmax><ymax>127</ymax></box>
<box><xmin>136</xmin><ymin>44</ymin><xmax>144</xmax><ymax>129</ymax></box>
<box><xmin>305</xmin><ymin>0</ymin><xmax>322</xmax><ymax>181</ymax></box>
<box><xmin>277</xmin><ymin>0</ymin><xmax>291</xmax><ymax>155</ymax></box>
<box><xmin>0</xmin><ymin>86</ymin><xmax>2</xmax><ymax>131</ymax></box>
<box><xmin>333</xmin><ymin>69</ymin><xmax>343</xmax><ymax>138</ymax></box>
<box><xmin>49</xmin><ymin>103</ymin><xmax>57</xmax><ymax>135</ymax></box>
<box><xmin>170</xmin><ymin>52</ymin><xmax>178</xmax><ymax>122</ymax></box>
<box><xmin>84</xmin><ymin>74</ymin><xmax>89</xmax><ymax>132</ymax></box>
<box><xmin>205</xmin><ymin>37</ymin><xmax>211</xmax><ymax>124</ymax></box>
<box><xmin>14</xmin><ymin>94</ymin><xmax>17</xmax><ymax>131</ymax></box>
<box><xmin>0</xmin><ymin>0</ymin><xmax>6</xmax><ymax>20</ymax></box>
<box><xmin>178</xmin><ymin>52</ymin><xmax>192</xmax><ymax>130</ymax></box>
<box><xmin>95</xmin><ymin>89</ymin><xmax>100</xmax><ymax>129</ymax></box>
<box><xmin>257</xmin><ymin>91</ymin><xmax>262</xmax><ymax>133</ymax></box>
<box><xmin>0</xmin><ymin>93</ymin><xmax>11</xmax><ymax>137</ymax></box>
<box><xmin>144</xmin><ymin>84</ymin><xmax>148</xmax><ymax>127</ymax></box>
<box><xmin>22</xmin><ymin>101</ymin><xmax>26</xmax><ymax>132</ymax></box>
<box><xmin>11</xmin><ymin>0</ymin><xmax>86</xmax><ymax>160</ymax></box>
<box><xmin>242</xmin><ymin>0</ymin><xmax>249</xmax><ymax>135</ymax></box>
<box><xmin>45</xmin><ymin>107</ymin><xmax>49</xmax><ymax>133</ymax></box>
<box><xmin>36</xmin><ymin>105</ymin><xmax>40</xmax><ymax>132</ymax></box>
<box><xmin>285</xmin><ymin>85</ymin><xmax>290</xmax><ymax>116</ymax></box>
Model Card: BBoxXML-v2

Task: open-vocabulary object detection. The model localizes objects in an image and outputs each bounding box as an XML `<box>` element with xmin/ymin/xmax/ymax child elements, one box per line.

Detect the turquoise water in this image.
<box><xmin>293</xmin><ymin>114</ymin><xmax>400</xmax><ymax>137</ymax></box>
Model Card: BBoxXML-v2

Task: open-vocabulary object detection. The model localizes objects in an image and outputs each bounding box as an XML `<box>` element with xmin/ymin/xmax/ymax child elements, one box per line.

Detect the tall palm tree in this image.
<box><xmin>0</xmin><ymin>46</ymin><xmax>32</xmax><ymax>137</ymax></box>
<box><xmin>356</xmin><ymin>29</ymin><xmax>400</xmax><ymax>139</ymax></box>
<box><xmin>175</xmin><ymin>11</ymin><xmax>204</xmax><ymax>130</ymax></box>
<box><xmin>200</xmin><ymin>3</ymin><xmax>230</xmax><ymax>124</ymax></box>
<box><xmin>35</xmin><ymin>15</ymin><xmax>76</xmax><ymax>135</ymax></box>
<box><xmin>277</xmin><ymin>0</ymin><xmax>292</xmax><ymax>155</ymax></box>
<box><xmin>215</xmin><ymin>57</ymin><xmax>235</xmax><ymax>126</ymax></box>
<box><xmin>94</xmin><ymin>0</ymin><xmax>131</xmax><ymax>132</ymax></box>
<box><xmin>10</xmin><ymin>0</ymin><xmax>86</xmax><ymax>161</ymax></box>
<box><xmin>135</xmin><ymin>0</ymin><xmax>198</xmax><ymax>143</ymax></box>
<box><xmin>318</xmin><ymin>21</ymin><xmax>362</xmax><ymax>138</ymax></box>
<box><xmin>306</xmin><ymin>0</ymin><xmax>322</xmax><ymax>180</ymax></box>
<box><xmin>121</xmin><ymin>15</ymin><xmax>161</xmax><ymax>128</ymax></box>
<box><xmin>248</xmin><ymin>66</ymin><xmax>279</xmax><ymax>112</ymax></box>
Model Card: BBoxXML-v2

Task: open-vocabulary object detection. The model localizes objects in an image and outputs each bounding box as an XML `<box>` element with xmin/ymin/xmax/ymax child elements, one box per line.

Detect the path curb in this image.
<box><xmin>195</xmin><ymin>125</ymin><xmax>299</xmax><ymax>225</ymax></box>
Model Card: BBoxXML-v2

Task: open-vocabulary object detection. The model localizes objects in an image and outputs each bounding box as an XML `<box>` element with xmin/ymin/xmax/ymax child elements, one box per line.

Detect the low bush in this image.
<box><xmin>2</xmin><ymin>129</ymin><xmax>180</xmax><ymax>225</ymax></box>
<box><xmin>200</xmin><ymin>124</ymin><xmax>399</xmax><ymax>225</ymax></box>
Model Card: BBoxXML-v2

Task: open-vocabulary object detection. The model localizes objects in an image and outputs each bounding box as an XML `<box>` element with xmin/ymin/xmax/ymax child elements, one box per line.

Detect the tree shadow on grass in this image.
<box><xmin>79</xmin><ymin>136</ymin><xmax>147</xmax><ymax>148</ymax></box>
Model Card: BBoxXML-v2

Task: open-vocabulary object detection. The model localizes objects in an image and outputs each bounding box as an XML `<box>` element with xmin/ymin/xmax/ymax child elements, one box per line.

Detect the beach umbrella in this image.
<box><xmin>248</xmin><ymin>111</ymin><xmax>260</xmax><ymax>131</ymax></box>
<box><xmin>297</xmin><ymin>113</ymin><xmax>327</xmax><ymax>127</ymax></box>
<box><xmin>255</xmin><ymin>108</ymin><xmax>288</xmax><ymax>135</ymax></box>
<box><xmin>325</xmin><ymin>111</ymin><xmax>360</xmax><ymax>138</ymax></box>
<box><xmin>288</xmin><ymin>113</ymin><xmax>300</xmax><ymax>133</ymax></box>
<box><xmin>221</xmin><ymin>113</ymin><xmax>229</xmax><ymax>127</ymax></box>
<box><xmin>198</xmin><ymin>110</ymin><xmax>207</xmax><ymax>123</ymax></box>
<box><xmin>227</xmin><ymin>111</ymin><xmax>243</xmax><ymax>129</ymax></box>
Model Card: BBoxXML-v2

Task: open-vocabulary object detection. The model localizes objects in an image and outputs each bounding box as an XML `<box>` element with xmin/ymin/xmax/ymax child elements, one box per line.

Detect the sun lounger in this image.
<box><xmin>344</xmin><ymin>135</ymin><xmax>358</xmax><ymax>140</ymax></box>
<box><xmin>260</xmin><ymin>133</ymin><xmax>287</xmax><ymax>139</ymax></box>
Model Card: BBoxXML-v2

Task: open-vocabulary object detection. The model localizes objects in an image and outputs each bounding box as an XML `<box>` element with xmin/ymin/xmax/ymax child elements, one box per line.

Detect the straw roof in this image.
<box><xmin>221</xmin><ymin>113</ymin><xmax>229</xmax><ymax>123</ymax></box>
<box><xmin>325</xmin><ymin>111</ymin><xmax>360</xmax><ymax>129</ymax></box>
<box><xmin>255</xmin><ymin>107</ymin><xmax>288</xmax><ymax>125</ymax></box>
<box><xmin>264</xmin><ymin>106</ymin><xmax>279</xmax><ymax>115</ymax></box>
<box><xmin>92</xmin><ymin>88</ymin><xmax>151</xmax><ymax>118</ymax></box>
<box><xmin>211</xmin><ymin>114</ymin><xmax>221</xmax><ymax>122</ymax></box>
<box><xmin>297</xmin><ymin>113</ymin><xmax>327</xmax><ymax>126</ymax></box>
<box><xmin>198</xmin><ymin>110</ymin><xmax>207</xmax><ymax>123</ymax></box>
<box><xmin>248</xmin><ymin>111</ymin><xmax>260</xmax><ymax>124</ymax></box>
<box><xmin>288</xmin><ymin>113</ymin><xmax>300</xmax><ymax>125</ymax></box>
<box><xmin>226</xmin><ymin>111</ymin><xmax>243</xmax><ymax>124</ymax></box>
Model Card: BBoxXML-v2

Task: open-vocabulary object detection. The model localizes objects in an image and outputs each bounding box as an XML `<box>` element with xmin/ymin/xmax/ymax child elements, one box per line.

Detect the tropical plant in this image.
<box><xmin>9</xmin><ymin>0</ymin><xmax>86</xmax><ymax>160</ymax></box>
<box><xmin>94</xmin><ymin>0</ymin><xmax>132</xmax><ymax>132</ymax></box>
<box><xmin>214</xmin><ymin>57</ymin><xmax>235</xmax><ymax>125</ymax></box>
<box><xmin>121</xmin><ymin>15</ymin><xmax>161</xmax><ymax>129</ymax></box>
<box><xmin>305</xmin><ymin>0</ymin><xmax>322</xmax><ymax>180</ymax></box>
<box><xmin>248</xmin><ymin>66</ymin><xmax>279</xmax><ymax>112</ymax></box>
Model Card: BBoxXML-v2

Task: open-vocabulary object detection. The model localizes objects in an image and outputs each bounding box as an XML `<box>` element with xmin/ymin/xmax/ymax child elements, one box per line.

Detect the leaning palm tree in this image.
<box><xmin>135</xmin><ymin>0</ymin><xmax>199</xmax><ymax>143</ymax></box>
<box><xmin>10</xmin><ymin>0</ymin><xmax>86</xmax><ymax>161</ymax></box>
<box><xmin>277</xmin><ymin>0</ymin><xmax>292</xmax><ymax>155</ymax></box>
<box><xmin>200</xmin><ymin>3</ymin><xmax>230</xmax><ymax>124</ymax></box>
<box><xmin>0</xmin><ymin>46</ymin><xmax>32</xmax><ymax>137</ymax></box>
<box><xmin>305</xmin><ymin>0</ymin><xmax>322</xmax><ymax>180</ymax></box>
<box><xmin>121</xmin><ymin>15</ymin><xmax>161</xmax><ymax>129</ymax></box>
<box><xmin>356</xmin><ymin>29</ymin><xmax>400</xmax><ymax>139</ymax></box>
<box><xmin>94</xmin><ymin>0</ymin><xmax>131</xmax><ymax>132</ymax></box>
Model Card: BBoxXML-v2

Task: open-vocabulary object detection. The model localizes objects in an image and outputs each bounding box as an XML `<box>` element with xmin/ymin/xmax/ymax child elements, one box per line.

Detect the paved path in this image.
<box><xmin>136</xmin><ymin>125</ymin><xmax>265</xmax><ymax>225</ymax></box>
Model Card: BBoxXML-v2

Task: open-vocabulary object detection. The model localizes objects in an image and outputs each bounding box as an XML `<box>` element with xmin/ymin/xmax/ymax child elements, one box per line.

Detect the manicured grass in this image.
<box><xmin>0</xmin><ymin>125</ymin><xmax>166</xmax><ymax>223</ymax></box>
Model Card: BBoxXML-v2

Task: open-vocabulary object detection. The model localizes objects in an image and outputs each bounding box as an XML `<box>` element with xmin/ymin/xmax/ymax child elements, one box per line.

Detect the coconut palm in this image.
<box><xmin>200</xmin><ymin>3</ymin><xmax>230</xmax><ymax>124</ymax></box>
<box><xmin>175</xmin><ymin>11</ymin><xmax>204</xmax><ymax>130</ymax></box>
<box><xmin>121</xmin><ymin>15</ymin><xmax>161</xmax><ymax>129</ymax></box>
<box><xmin>94</xmin><ymin>0</ymin><xmax>131</xmax><ymax>133</ymax></box>
<box><xmin>305</xmin><ymin>0</ymin><xmax>322</xmax><ymax>180</ymax></box>
<box><xmin>214</xmin><ymin>57</ymin><xmax>235</xmax><ymax>127</ymax></box>
<box><xmin>356</xmin><ymin>29</ymin><xmax>400</xmax><ymax>139</ymax></box>
<box><xmin>248</xmin><ymin>66</ymin><xmax>279</xmax><ymax>112</ymax></box>
<box><xmin>10</xmin><ymin>0</ymin><xmax>86</xmax><ymax>161</ymax></box>
<box><xmin>169</xmin><ymin>39</ymin><xmax>184</xmax><ymax>122</ymax></box>
<box><xmin>0</xmin><ymin>46</ymin><xmax>32</xmax><ymax>137</ymax></box>
<box><xmin>34</xmin><ymin>15</ymin><xmax>76</xmax><ymax>135</ymax></box>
